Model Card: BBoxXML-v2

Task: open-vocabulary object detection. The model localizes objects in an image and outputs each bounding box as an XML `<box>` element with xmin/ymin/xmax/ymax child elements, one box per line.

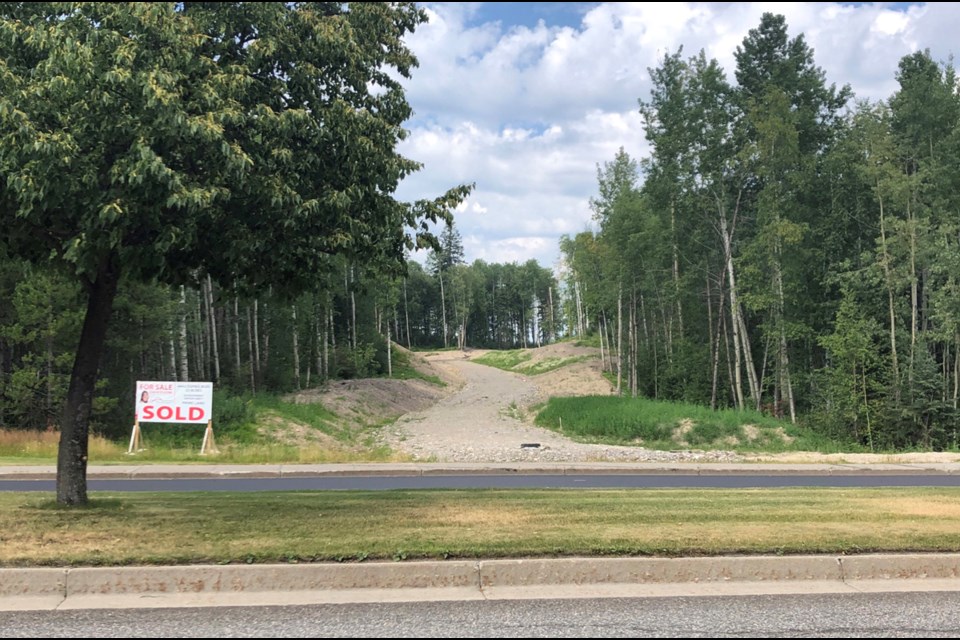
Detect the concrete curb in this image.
<box><xmin>4</xmin><ymin>554</ymin><xmax>960</xmax><ymax>611</ymax></box>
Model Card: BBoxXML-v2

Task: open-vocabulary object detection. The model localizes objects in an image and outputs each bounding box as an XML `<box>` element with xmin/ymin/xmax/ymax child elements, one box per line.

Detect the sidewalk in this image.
<box><xmin>4</xmin><ymin>461</ymin><xmax>960</xmax><ymax>611</ymax></box>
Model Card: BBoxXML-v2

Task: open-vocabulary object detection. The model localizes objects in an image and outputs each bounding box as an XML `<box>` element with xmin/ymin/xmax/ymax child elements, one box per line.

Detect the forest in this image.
<box><xmin>560</xmin><ymin>13</ymin><xmax>960</xmax><ymax>452</ymax></box>
<box><xmin>0</xmin><ymin>220</ymin><xmax>558</xmax><ymax>439</ymax></box>
<box><xmin>2</xmin><ymin>5</ymin><xmax>959</xmax><ymax>490</ymax></box>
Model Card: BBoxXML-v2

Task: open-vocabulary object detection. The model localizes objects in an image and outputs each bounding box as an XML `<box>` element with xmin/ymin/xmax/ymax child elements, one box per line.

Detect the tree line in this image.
<box><xmin>0</xmin><ymin>222</ymin><xmax>559</xmax><ymax>439</ymax></box>
<box><xmin>560</xmin><ymin>12</ymin><xmax>960</xmax><ymax>451</ymax></box>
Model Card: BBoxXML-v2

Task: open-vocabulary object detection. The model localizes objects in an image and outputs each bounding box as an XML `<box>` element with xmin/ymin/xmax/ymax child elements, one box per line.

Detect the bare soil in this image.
<box><xmin>281</xmin><ymin>342</ymin><xmax>960</xmax><ymax>465</ymax></box>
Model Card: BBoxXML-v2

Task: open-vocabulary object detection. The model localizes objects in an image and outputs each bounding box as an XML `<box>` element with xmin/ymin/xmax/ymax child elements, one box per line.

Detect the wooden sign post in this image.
<box><xmin>127</xmin><ymin>420</ymin><xmax>144</xmax><ymax>454</ymax></box>
<box><xmin>200</xmin><ymin>420</ymin><xmax>219</xmax><ymax>455</ymax></box>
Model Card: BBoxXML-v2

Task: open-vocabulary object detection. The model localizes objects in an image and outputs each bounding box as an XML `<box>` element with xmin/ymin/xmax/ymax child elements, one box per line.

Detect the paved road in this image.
<box><xmin>6</xmin><ymin>591</ymin><xmax>960</xmax><ymax>637</ymax></box>
<box><xmin>4</xmin><ymin>460</ymin><xmax>960</xmax><ymax>491</ymax></box>
<box><xmin>8</xmin><ymin>472</ymin><xmax>960</xmax><ymax>491</ymax></box>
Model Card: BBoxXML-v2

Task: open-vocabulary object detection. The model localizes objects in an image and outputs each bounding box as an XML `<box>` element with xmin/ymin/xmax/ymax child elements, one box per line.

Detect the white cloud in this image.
<box><xmin>397</xmin><ymin>2</ymin><xmax>960</xmax><ymax>271</ymax></box>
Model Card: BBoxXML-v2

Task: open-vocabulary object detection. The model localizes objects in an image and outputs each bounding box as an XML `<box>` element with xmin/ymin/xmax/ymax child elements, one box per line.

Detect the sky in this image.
<box><xmin>394</xmin><ymin>2</ymin><xmax>955</xmax><ymax>273</ymax></box>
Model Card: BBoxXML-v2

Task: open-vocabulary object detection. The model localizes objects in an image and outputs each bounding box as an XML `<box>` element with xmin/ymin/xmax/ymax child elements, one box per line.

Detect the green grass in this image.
<box><xmin>535</xmin><ymin>395</ymin><xmax>847</xmax><ymax>453</ymax></box>
<box><xmin>472</xmin><ymin>349</ymin><xmax>533</xmax><ymax>371</ymax></box>
<box><xmin>4</xmin><ymin>487</ymin><xmax>960</xmax><ymax>566</ymax></box>
<box><xmin>388</xmin><ymin>348</ymin><xmax>446</xmax><ymax>386</ymax></box>
<box><xmin>472</xmin><ymin>349</ymin><xmax>590</xmax><ymax>376</ymax></box>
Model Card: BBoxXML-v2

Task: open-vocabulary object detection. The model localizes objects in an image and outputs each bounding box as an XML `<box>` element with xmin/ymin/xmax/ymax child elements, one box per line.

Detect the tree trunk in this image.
<box><xmin>261</xmin><ymin>298</ymin><xmax>270</xmax><ymax>375</ymax></box>
<box><xmin>438</xmin><ymin>271</ymin><xmax>448</xmax><ymax>348</ymax></box>
<box><xmin>573</xmin><ymin>280</ymin><xmax>585</xmax><ymax>338</ymax></box>
<box><xmin>251</xmin><ymin>299</ymin><xmax>261</xmax><ymax>387</ymax></box>
<box><xmin>246</xmin><ymin>304</ymin><xmax>256</xmax><ymax>393</ymax></box>
<box><xmin>291</xmin><ymin>305</ymin><xmax>301</xmax><ymax>390</ymax></box>
<box><xmin>205</xmin><ymin>274</ymin><xmax>220</xmax><ymax>384</ymax></box>
<box><xmin>178</xmin><ymin>286</ymin><xmax>189</xmax><ymax>382</ymax></box>
<box><xmin>547</xmin><ymin>286</ymin><xmax>555</xmax><ymax>344</ymax></box>
<box><xmin>877</xmin><ymin>186</ymin><xmax>900</xmax><ymax>399</ymax></box>
<box><xmin>403</xmin><ymin>278</ymin><xmax>412</xmax><ymax>349</ymax></box>
<box><xmin>616</xmin><ymin>282</ymin><xmax>623</xmax><ymax>396</ymax></box>
<box><xmin>195</xmin><ymin>289</ymin><xmax>205</xmax><ymax>380</ymax></box>
<box><xmin>719</xmin><ymin>198</ymin><xmax>753</xmax><ymax>411</ymax></box>
<box><xmin>386</xmin><ymin>322</ymin><xmax>392</xmax><ymax>377</ymax></box>
<box><xmin>328</xmin><ymin>305</ymin><xmax>336</xmax><ymax>373</ymax></box>
<box><xmin>954</xmin><ymin>333</ymin><xmax>959</xmax><ymax>410</ymax></box>
<box><xmin>324</xmin><ymin>303</ymin><xmax>331</xmax><ymax>380</ymax></box>
<box><xmin>233</xmin><ymin>297</ymin><xmax>241</xmax><ymax>382</ymax></box>
<box><xmin>350</xmin><ymin>290</ymin><xmax>357</xmax><ymax>352</ymax></box>
<box><xmin>598</xmin><ymin>313</ymin><xmax>606</xmax><ymax>373</ymax></box>
<box><xmin>671</xmin><ymin>199</ymin><xmax>684</xmax><ymax>341</ymax></box>
<box><xmin>57</xmin><ymin>260</ymin><xmax>120</xmax><ymax>505</ymax></box>
<box><xmin>630</xmin><ymin>288</ymin><xmax>638</xmax><ymax>398</ymax></box>
<box><xmin>908</xmin><ymin>199</ymin><xmax>918</xmax><ymax>393</ymax></box>
<box><xmin>710</xmin><ymin>272</ymin><xmax>726</xmax><ymax>411</ymax></box>
<box><xmin>313</xmin><ymin>305</ymin><xmax>327</xmax><ymax>380</ymax></box>
<box><xmin>168</xmin><ymin>333</ymin><xmax>177</xmax><ymax>383</ymax></box>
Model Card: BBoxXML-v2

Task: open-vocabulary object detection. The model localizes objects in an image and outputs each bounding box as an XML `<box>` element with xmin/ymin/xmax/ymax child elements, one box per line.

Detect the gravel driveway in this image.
<box><xmin>377</xmin><ymin>352</ymin><xmax>740</xmax><ymax>464</ymax></box>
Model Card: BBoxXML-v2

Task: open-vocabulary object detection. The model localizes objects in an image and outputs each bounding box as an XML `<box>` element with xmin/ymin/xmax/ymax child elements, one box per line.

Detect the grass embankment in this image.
<box><xmin>4</xmin><ymin>487</ymin><xmax>960</xmax><ymax>567</ymax></box>
<box><xmin>536</xmin><ymin>395</ymin><xmax>851</xmax><ymax>454</ymax></box>
<box><xmin>0</xmin><ymin>395</ymin><xmax>406</xmax><ymax>465</ymax></box>
<box><xmin>472</xmin><ymin>349</ymin><xmax>591</xmax><ymax>376</ymax></box>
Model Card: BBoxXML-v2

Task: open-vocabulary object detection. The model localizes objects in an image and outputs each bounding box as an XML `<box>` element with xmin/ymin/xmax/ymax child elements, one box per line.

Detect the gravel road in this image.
<box><xmin>376</xmin><ymin>352</ymin><xmax>741</xmax><ymax>464</ymax></box>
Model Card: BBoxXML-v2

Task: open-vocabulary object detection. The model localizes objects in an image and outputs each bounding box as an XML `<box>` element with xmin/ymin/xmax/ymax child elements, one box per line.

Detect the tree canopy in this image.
<box><xmin>0</xmin><ymin>2</ymin><xmax>471</xmax><ymax>504</ymax></box>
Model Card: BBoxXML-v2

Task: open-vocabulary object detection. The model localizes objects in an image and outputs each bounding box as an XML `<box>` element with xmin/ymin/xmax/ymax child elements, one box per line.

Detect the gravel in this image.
<box><xmin>375</xmin><ymin>353</ymin><xmax>743</xmax><ymax>464</ymax></box>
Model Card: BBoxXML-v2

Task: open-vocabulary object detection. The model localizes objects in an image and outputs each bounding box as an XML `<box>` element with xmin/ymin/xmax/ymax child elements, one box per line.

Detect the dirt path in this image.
<box><xmin>376</xmin><ymin>352</ymin><xmax>740</xmax><ymax>463</ymax></box>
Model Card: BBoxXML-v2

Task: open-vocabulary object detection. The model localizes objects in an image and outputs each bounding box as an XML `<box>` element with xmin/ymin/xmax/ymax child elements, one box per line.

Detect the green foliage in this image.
<box><xmin>0</xmin><ymin>2</ymin><xmax>472</xmax><ymax>501</ymax></box>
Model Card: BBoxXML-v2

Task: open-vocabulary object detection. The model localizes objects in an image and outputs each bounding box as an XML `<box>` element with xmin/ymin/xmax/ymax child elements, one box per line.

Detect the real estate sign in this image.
<box><xmin>135</xmin><ymin>381</ymin><xmax>213</xmax><ymax>424</ymax></box>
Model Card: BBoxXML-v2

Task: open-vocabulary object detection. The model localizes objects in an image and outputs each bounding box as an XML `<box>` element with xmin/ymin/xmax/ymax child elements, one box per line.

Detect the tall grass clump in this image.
<box><xmin>0</xmin><ymin>429</ymin><xmax>124</xmax><ymax>462</ymax></box>
<box><xmin>535</xmin><ymin>395</ymin><xmax>838</xmax><ymax>452</ymax></box>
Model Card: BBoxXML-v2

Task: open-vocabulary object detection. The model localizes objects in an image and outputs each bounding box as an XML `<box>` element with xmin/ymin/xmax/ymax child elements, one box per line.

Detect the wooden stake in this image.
<box><xmin>200</xmin><ymin>420</ymin><xmax>219</xmax><ymax>455</ymax></box>
<box><xmin>127</xmin><ymin>420</ymin><xmax>142</xmax><ymax>455</ymax></box>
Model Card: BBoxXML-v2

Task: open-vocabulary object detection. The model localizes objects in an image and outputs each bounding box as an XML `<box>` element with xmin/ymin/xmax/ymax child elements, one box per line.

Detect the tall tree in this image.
<box><xmin>0</xmin><ymin>2</ymin><xmax>470</xmax><ymax>504</ymax></box>
<box><xmin>427</xmin><ymin>220</ymin><xmax>466</xmax><ymax>348</ymax></box>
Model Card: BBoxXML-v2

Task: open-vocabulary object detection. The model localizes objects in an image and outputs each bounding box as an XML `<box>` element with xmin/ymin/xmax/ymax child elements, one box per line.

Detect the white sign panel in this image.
<box><xmin>135</xmin><ymin>381</ymin><xmax>213</xmax><ymax>424</ymax></box>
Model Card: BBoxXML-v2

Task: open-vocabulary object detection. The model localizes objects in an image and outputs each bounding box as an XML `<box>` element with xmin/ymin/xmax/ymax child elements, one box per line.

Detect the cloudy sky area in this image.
<box><xmin>394</xmin><ymin>2</ymin><xmax>956</xmax><ymax>272</ymax></box>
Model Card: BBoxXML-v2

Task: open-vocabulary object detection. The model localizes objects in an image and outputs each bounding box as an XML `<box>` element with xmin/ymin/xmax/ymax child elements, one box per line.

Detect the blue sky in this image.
<box><xmin>468</xmin><ymin>2</ymin><xmax>600</xmax><ymax>30</ymax></box>
<box><xmin>394</xmin><ymin>2</ymin><xmax>950</xmax><ymax>272</ymax></box>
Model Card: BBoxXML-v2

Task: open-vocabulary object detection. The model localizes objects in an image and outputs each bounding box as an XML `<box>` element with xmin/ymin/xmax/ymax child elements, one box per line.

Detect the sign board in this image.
<box><xmin>135</xmin><ymin>381</ymin><xmax>213</xmax><ymax>424</ymax></box>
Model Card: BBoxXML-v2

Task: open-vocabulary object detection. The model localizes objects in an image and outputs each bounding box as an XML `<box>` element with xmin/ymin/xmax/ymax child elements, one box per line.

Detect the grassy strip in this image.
<box><xmin>535</xmin><ymin>395</ymin><xmax>849</xmax><ymax>453</ymax></box>
<box><xmin>3</xmin><ymin>487</ymin><xmax>960</xmax><ymax>566</ymax></box>
<box><xmin>472</xmin><ymin>349</ymin><xmax>533</xmax><ymax>371</ymax></box>
<box><xmin>472</xmin><ymin>350</ymin><xmax>589</xmax><ymax>376</ymax></box>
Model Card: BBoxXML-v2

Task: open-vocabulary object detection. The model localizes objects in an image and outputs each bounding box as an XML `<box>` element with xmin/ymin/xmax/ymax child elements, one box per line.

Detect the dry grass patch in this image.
<box><xmin>6</xmin><ymin>488</ymin><xmax>960</xmax><ymax>566</ymax></box>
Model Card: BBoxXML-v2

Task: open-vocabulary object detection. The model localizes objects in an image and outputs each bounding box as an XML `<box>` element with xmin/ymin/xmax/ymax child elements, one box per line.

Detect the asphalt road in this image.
<box><xmin>7</xmin><ymin>472</ymin><xmax>960</xmax><ymax>491</ymax></box>
<box><xmin>4</xmin><ymin>460</ymin><xmax>960</xmax><ymax>491</ymax></box>
<box><xmin>5</xmin><ymin>591</ymin><xmax>960</xmax><ymax>637</ymax></box>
